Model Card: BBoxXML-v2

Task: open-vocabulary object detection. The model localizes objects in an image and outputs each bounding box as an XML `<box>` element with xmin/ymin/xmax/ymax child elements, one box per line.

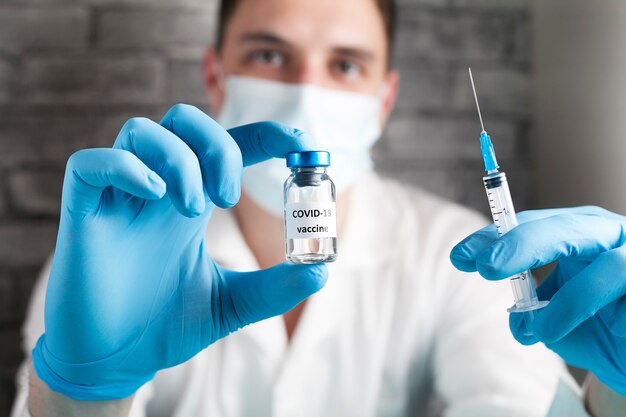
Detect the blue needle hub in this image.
<box><xmin>479</xmin><ymin>131</ymin><xmax>499</xmax><ymax>172</ymax></box>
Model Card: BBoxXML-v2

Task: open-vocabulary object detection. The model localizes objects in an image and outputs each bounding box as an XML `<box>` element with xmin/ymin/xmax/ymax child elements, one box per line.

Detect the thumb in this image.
<box><xmin>221</xmin><ymin>263</ymin><xmax>328</xmax><ymax>328</ymax></box>
<box><xmin>228</xmin><ymin>121</ymin><xmax>314</xmax><ymax>167</ymax></box>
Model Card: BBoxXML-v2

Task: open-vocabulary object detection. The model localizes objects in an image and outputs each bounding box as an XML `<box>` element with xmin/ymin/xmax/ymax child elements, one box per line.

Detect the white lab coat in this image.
<box><xmin>11</xmin><ymin>172</ymin><xmax>588</xmax><ymax>417</ymax></box>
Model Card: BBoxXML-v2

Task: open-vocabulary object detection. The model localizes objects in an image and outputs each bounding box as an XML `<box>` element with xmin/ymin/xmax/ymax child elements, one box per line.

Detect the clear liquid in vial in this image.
<box><xmin>286</xmin><ymin>236</ymin><xmax>337</xmax><ymax>264</ymax></box>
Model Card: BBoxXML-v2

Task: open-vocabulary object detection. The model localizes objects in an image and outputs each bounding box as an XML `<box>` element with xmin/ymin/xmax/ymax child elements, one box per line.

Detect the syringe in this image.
<box><xmin>468</xmin><ymin>68</ymin><xmax>548</xmax><ymax>336</ymax></box>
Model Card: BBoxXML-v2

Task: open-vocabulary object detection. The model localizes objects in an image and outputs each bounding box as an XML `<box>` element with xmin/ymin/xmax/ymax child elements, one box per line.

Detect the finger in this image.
<box><xmin>450</xmin><ymin>224</ymin><xmax>498</xmax><ymax>272</ymax></box>
<box><xmin>515</xmin><ymin>206</ymin><xmax>625</xmax><ymax>222</ymax></box>
<box><xmin>508</xmin><ymin>265</ymin><xmax>567</xmax><ymax>345</ymax></box>
<box><xmin>221</xmin><ymin>262</ymin><xmax>327</xmax><ymax>330</ymax></box>
<box><xmin>113</xmin><ymin>117</ymin><xmax>205</xmax><ymax>217</ymax></box>
<box><xmin>160</xmin><ymin>104</ymin><xmax>242</xmax><ymax>208</ymax></box>
<box><xmin>607</xmin><ymin>296</ymin><xmax>626</xmax><ymax>337</ymax></box>
<box><xmin>509</xmin><ymin>313</ymin><xmax>540</xmax><ymax>346</ymax></box>
<box><xmin>227</xmin><ymin>121</ymin><xmax>314</xmax><ymax>167</ymax></box>
<box><xmin>531</xmin><ymin>246</ymin><xmax>626</xmax><ymax>344</ymax></box>
<box><xmin>535</xmin><ymin>266</ymin><xmax>563</xmax><ymax>302</ymax></box>
<box><xmin>62</xmin><ymin>148</ymin><xmax>166</xmax><ymax>216</ymax></box>
<box><xmin>450</xmin><ymin>206</ymin><xmax>624</xmax><ymax>276</ymax></box>
<box><xmin>475</xmin><ymin>212</ymin><xmax>625</xmax><ymax>280</ymax></box>
<box><xmin>534</xmin><ymin>258</ymin><xmax>589</xmax><ymax>301</ymax></box>
<box><xmin>448</xmin><ymin>208</ymin><xmax>571</xmax><ymax>272</ymax></box>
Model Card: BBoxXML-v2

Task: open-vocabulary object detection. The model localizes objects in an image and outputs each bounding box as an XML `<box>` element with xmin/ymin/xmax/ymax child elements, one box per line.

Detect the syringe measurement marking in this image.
<box><xmin>510</xmin><ymin>272</ymin><xmax>528</xmax><ymax>281</ymax></box>
<box><xmin>493</xmin><ymin>213</ymin><xmax>503</xmax><ymax>236</ymax></box>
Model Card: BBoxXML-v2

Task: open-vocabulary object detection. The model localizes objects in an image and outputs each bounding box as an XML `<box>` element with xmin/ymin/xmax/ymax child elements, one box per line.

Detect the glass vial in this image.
<box><xmin>284</xmin><ymin>151</ymin><xmax>337</xmax><ymax>264</ymax></box>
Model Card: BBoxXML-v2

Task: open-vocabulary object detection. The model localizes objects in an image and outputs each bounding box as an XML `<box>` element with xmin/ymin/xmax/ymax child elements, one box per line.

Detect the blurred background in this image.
<box><xmin>0</xmin><ymin>0</ymin><xmax>624</xmax><ymax>414</ymax></box>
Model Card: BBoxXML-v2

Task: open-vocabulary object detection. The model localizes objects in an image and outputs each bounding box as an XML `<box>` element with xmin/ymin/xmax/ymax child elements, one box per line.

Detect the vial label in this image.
<box><xmin>285</xmin><ymin>202</ymin><xmax>337</xmax><ymax>239</ymax></box>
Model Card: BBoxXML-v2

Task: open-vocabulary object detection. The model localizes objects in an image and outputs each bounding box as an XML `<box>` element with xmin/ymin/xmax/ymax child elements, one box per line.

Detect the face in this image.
<box><xmin>204</xmin><ymin>0</ymin><xmax>399</xmax><ymax>125</ymax></box>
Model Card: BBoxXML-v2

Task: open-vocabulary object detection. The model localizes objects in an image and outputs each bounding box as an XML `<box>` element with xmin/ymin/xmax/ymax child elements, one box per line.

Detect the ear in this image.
<box><xmin>203</xmin><ymin>47</ymin><xmax>225</xmax><ymax>114</ymax></box>
<box><xmin>379</xmin><ymin>69</ymin><xmax>399</xmax><ymax>126</ymax></box>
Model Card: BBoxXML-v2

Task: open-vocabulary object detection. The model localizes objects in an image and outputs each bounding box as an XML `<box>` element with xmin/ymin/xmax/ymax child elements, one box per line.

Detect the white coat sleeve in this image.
<box><xmin>427</xmin><ymin>207</ymin><xmax>586</xmax><ymax>417</ymax></box>
<box><xmin>9</xmin><ymin>256</ymin><xmax>154</xmax><ymax>417</ymax></box>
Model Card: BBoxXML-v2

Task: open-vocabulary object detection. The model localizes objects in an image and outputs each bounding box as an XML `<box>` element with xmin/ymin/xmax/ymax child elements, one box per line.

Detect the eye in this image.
<box><xmin>331</xmin><ymin>59</ymin><xmax>363</xmax><ymax>79</ymax></box>
<box><xmin>251</xmin><ymin>50</ymin><xmax>285</xmax><ymax>67</ymax></box>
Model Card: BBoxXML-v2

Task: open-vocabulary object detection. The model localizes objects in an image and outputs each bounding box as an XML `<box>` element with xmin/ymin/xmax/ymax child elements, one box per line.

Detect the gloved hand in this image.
<box><xmin>450</xmin><ymin>206</ymin><xmax>626</xmax><ymax>395</ymax></box>
<box><xmin>32</xmin><ymin>104</ymin><xmax>327</xmax><ymax>401</ymax></box>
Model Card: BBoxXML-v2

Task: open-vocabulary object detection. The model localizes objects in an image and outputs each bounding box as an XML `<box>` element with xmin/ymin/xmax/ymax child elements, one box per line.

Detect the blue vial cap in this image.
<box><xmin>286</xmin><ymin>151</ymin><xmax>330</xmax><ymax>167</ymax></box>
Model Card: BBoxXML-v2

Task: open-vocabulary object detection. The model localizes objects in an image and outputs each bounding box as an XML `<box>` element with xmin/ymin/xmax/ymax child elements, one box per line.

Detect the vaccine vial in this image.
<box><xmin>284</xmin><ymin>151</ymin><xmax>337</xmax><ymax>264</ymax></box>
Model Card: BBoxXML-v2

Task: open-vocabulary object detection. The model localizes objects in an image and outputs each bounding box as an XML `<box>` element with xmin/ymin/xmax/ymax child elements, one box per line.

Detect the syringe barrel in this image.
<box><xmin>483</xmin><ymin>172</ymin><xmax>518</xmax><ymax>237</ymax></box>
<box><xmin>483</xmin><ymin>171</ymin><xmax>544</xmax><ymax>311</ymax></box>
<box><xmin>509</xmin><ymin>271</ymin><xmax>541</xmax><ymax>310</ymax></box>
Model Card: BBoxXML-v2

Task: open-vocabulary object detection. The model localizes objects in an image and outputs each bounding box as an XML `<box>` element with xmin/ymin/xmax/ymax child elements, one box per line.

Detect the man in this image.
<box><xmin>9</xmin><ymin>0</ymin><xmax>607</xmax><ymax>416</ymax></box>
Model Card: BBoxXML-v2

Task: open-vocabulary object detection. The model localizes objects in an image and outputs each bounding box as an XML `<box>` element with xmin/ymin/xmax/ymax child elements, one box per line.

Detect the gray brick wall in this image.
<box><xmin>0</xmin><ymin>0</ymin><xmax>531</xmax><ymax>413</ymax></box>
<box><xmin>377</xmin><ymin>0</ymin><xmax>531</xmax><ymax>210</ymax></box>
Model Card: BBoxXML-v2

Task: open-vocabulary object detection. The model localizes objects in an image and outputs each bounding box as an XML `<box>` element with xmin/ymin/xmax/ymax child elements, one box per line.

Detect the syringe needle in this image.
<box><xmin>468</xmin><ymin>68</ymin><xmax>485</xmax><ymax>132</ymax></box>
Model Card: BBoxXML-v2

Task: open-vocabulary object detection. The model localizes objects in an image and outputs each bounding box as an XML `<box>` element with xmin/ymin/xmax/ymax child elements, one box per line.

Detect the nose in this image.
<box><xmin>288</xmin><ymin>54</ymin><xmax>322</xmax><ymax>85</ymax></box>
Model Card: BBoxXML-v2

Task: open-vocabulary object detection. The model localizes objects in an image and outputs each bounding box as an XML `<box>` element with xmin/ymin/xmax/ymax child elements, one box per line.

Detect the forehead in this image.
<box><xmin>222</xmin><ymin>0</ymin><xmax>387</xmax><ymax>55</ymax></box>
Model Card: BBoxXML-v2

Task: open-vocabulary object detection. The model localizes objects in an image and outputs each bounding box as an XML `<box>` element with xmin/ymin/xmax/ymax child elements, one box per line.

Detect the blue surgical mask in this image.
<box><xmin>217</xmin><ymin>76</ymin><xmax>383</xmax><ymax>216</ymax></box>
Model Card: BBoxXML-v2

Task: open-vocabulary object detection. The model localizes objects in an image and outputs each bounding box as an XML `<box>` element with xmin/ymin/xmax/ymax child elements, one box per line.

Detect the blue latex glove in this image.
<box><xmin>32</xmin><ymin>104</ymin><xmax>327</xmax><ymax>401</ymax></box>
<box><xmin>450</xmin><ymin>206</ymin><xmax>626</xmax><ymax>394</ymax></box>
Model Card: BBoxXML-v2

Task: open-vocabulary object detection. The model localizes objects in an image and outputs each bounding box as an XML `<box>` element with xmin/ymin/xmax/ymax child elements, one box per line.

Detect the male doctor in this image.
<box><xmin>10</xmin><ymin>0</ymin><xmax>624</xmax><ymax>416</ymax></box>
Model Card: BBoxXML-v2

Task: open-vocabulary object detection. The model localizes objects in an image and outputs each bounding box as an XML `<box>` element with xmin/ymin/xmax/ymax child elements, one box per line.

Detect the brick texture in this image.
<box><xmin>0</xmin><ymin>7</ymin><xmax>89</xmax><ymax>52</ymax></box>
<box><xmin>0</xmin><ymin>0</ymin><xmax>532</xmax><ymax>414</ymax></box>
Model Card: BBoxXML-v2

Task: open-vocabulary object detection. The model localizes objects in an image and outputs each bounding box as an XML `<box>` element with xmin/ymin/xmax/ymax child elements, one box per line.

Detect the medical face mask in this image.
<box><xmin>216</xmin><ymin>76</ymin><xmax>383</xmax><ymax>216</ymax></box>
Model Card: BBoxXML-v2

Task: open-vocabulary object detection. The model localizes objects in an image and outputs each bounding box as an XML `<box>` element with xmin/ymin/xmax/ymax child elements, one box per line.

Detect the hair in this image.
<box><xmin>215</xmin><ymin>0</ymin><xmax>397</xmax><ymax>64</ymax></box>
